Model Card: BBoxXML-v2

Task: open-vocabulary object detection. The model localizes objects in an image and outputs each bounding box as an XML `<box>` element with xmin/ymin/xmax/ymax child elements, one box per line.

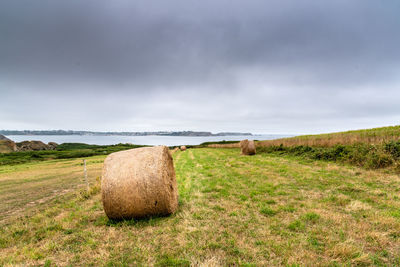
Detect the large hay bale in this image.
<box><xmin>240</xmin><ymin>139</ymin><xmax>256</xmax><ymax>155</ymax></box>
<box><xmin>180</xmin><ymin>146</ymin><xmax>187</xmax><ymax>151</ymax></box>
<box><xmin>101</xmin><ymin>146</ymin><xmax>178</xmax><ymax>219</ymax></box>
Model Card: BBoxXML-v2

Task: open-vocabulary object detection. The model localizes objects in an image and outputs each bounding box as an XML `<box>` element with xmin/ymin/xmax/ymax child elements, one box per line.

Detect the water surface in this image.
<box><xmin>5</xmin><ymin>134</ymin><xmax>291</xmax><ymax>146</ymax></box>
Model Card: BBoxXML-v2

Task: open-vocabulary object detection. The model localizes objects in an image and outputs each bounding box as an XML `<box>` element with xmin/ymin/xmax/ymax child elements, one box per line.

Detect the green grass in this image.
<box><xmin>258</xmin><ymin>141</ymin><xmax>400</xmax><ymax>170</ymax></box>
<box><xmin>295</xmin><ymin>125</ymin><xmax>400</xmax><ymax>139</ymax></box>
<box><xmin>0</xmin><ymin>143</ymin><xmax>145</xmax><ymax>165</ymax></box>
<box><xmin>1</xmin><ymin>148</ymin><xmax>400</xmax><ymax>265</ymax></box>
<box><xmin>0</xmin><ymin>156</ymin><xmax>105</xmax><ymax>225</ymax></box>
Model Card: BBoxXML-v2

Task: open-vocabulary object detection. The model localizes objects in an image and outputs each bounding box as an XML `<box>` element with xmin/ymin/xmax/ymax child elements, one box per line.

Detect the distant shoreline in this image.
<box><xmin>0</xmin><ymin>130</ymin><xmax>253</xmax><ymax>137</ymax></box>
<box><xmin>4</xmin><ymin>134</ymin><xmax>290</xmax><ymax>147</ymax></box>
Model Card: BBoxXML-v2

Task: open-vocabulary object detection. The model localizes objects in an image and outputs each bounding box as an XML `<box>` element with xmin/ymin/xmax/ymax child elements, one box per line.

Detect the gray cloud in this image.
<box><xmin>1</xmin><ymin>0</ymin><xmax>400</xmax><ymax>133</ymax></box>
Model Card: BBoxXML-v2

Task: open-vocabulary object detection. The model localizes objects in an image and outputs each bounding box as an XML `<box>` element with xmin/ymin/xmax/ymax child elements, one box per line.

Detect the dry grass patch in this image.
<box><xmin>0</xmin><ymin>156</ymin><xmax>105</xmax><ymax>225</ymax></box>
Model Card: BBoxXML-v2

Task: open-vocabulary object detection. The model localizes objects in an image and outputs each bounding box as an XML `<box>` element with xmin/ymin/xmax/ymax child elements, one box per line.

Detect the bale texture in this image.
<box><xmin>240</xmin><ymin>139</ymin><xmax>256</xmax><ymax>155</ymax></box>
<box><xmin>180</xmin><ymin>146</ymin><xmax>187</xmax><ymax>151</ymax></box>
<box><xmin>101</xmin><ymin>146</ymin><xmax>178</xmax><ymax>219</ymax></box>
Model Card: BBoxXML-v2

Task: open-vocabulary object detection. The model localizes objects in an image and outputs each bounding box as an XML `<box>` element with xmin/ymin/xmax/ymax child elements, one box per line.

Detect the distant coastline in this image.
<box><xmin>0</xmin><ymin>130</ymin><xmax>252</xmax><ymax>137</ymax></box>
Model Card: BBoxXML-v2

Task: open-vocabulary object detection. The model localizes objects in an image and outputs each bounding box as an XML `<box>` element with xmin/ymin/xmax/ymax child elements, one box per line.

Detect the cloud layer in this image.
<box><xmin>1</xmin><ymin>0</ymin><xmax>399</xmax><ymax>133</ymax></box>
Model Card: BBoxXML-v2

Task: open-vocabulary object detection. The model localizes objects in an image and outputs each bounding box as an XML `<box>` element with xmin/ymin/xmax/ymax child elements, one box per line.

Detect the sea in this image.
<box><xmin>4</xmin><ymin>134</ymin><xmax>291</xmax><ymax>146</ymax></box>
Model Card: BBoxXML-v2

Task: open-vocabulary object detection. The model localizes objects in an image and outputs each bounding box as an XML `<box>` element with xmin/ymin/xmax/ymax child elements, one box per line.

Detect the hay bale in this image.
<box><xmin>101</xmin><ymin>146</ymin><xmax>178</xmax><ymax>219</ymax></box>
<box><xmin>240</xmin><ymin>139</ymin><xmax>256</xmax><ymax>155</ymax></box>
<box><xmin>180</xmin><ymin>146</ymin><xmax>187</xmax><ymax>151</ymax></box>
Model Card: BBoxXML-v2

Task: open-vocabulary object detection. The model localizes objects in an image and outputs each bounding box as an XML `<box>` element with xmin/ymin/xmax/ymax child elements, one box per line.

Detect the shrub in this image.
<box><xmin>365</xmin><ymin>150</ymin><xmax>393</xmax><ymax>169</ymax></box>
<box><xmin>384</xmin><ymin>141</ymin><xmax>400</xmax><ymax>159</ymax></box>
<box><xmin>258</xmin><ymin>141</ymin><xmax>399</xmax><ymax>170</ymax></box>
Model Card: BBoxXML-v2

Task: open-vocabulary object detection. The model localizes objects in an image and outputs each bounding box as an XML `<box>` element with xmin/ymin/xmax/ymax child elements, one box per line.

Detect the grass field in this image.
<box><xmin>0</xmin><ymin>156</ymin><xmax>105</xmax><ymax>225</ymax></box>
<box><xmin>208</xmin><ymin>126</ymin><xmax>400</xmax><ymax>172</ymax></box>
<box><xmin>207</xmin><ymin>125</ymin><xmax>400</xmax><ymax>149</ymax></box>
<box><xmin>0</xmin><ymin>143</ymin><xmax>144</xmax><ymax>166</ymax></box>
<box><xmin>257</xmin><ymin>125</ymin><xmax>400</xmax><ymax>148</ymax></box>
<box><xmin>1</xmin><ymin>148</ymin><xmax>400</xmax><ymax>266</ymax></box>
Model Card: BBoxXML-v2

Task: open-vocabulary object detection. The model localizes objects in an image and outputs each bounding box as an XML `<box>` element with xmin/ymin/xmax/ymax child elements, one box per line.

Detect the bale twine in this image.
<box><xmin>240</xmin><ymin>139</ymin><xmax>256</xmax><ymax>155</ymax></box>
<box><xmin>180</xmin><ymin>146</ymin><xmax>187</xmax><ymax>151</ymax></box>
<box><xmin>101</xmin><ymin>146</ymin><xmax>178</xmax><ymax>219</ymax></box>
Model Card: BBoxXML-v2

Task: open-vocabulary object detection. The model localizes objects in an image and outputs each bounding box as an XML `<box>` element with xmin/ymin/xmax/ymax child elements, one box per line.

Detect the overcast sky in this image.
<box><xmin>0</xmin><ymin>0</ymin><xmax>399</xmax><ymax>134</ymax></box>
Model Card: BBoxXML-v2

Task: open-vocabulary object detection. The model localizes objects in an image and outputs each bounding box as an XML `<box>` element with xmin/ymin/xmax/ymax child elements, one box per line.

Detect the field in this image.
<box><xmin>1</xmin><ymin>148</ymin><xmax>400</xmax><ymax>266</ymax></box>
<box><xmin>207</xmin><ymin>125</ymin><xmax>400</xmax><ymax>148</ymax></box>
<box><xmin>257</xmin><ymin>125</ymin><xmax>400</xmax><ymax>148</ymax></box>
<box><xmin>208</xmin><ymin>126</ymin><xmax>400</xmax><ymax>172</ymax></box>
<box><xmin>0</xmin><ymin>143</ymin><xmax>144</xmax><ymax>166</ymax></box>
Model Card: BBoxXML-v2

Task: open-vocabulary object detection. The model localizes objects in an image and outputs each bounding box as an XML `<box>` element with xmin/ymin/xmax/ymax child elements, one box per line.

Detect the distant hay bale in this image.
<box><xmin>171</xmin><ymin>147</ymin><xmax>179</xmax><ymax>153</ymax></box>
<box><xmin>180</xmin><ymin>146</ymin><xmax>187</xmax><ymax>151</ymax></box>
<box><xmin>240</xmin><ymin>139</ymin><xmax>256</xmax><ymax>155</ymax></box>
<box><xmin>101</xmin><ymin>146</ymin><xmax>178</xmax><ymax>219</ymax></box>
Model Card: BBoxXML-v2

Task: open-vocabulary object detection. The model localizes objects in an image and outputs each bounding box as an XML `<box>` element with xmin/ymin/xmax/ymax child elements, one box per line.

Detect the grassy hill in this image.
<box><xmin>207</xmin><ymin>125</ymin><xmax>400</xmax><ymax>148</ymax></box>
<box><xmin>257</xmin><ymin>125</ymin><xmax>400</xmax><ymax>147</ymax></box>
<box><xmin>208</xmin><ymin>126</ymin><xmax>400</xmax><ymax>171</ymax></box>
<box><xmin>1</xmin><ymin>148</ymin><xmax>400</xmax><ymax>265</ymax></box>
<box><xmin>256</xmin><ymin>126</ymin><xmax>400</xmax><ymax>171</ymax></box>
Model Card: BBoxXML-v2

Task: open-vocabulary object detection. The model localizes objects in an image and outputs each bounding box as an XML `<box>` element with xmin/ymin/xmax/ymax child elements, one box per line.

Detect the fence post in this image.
<box><xmin>83</xmin><ymin>159</ymin><xmax>89</xmax><ymax>192</ymax></box>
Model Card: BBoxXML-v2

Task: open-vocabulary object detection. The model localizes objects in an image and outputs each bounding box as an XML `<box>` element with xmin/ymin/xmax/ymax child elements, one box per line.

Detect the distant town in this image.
<box><xmin>0</xmin><ymin>130</ymin><xmax>253</xmax><ymax>137</ymax></box>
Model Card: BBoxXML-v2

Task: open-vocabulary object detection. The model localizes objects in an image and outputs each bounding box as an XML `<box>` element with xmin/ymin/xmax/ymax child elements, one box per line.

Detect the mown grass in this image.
<box><xmin>0</xmin><ymin>155</ymin><xmax>105</xmax><ymax>225</ymax></box>
<box><xmin>1</xmin><ymin>148</ymin><xmax>400</xmax><ymax>265</ymax></box>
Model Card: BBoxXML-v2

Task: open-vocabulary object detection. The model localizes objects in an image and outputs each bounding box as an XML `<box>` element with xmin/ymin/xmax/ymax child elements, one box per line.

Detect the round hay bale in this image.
<box><xmin>180</xmin><ymin>145</ymin><xmax>187</xmax><ymax>151</ymax></box>
<box><xmin>101</xmin><ymin>146</ymin><xmax>178</xmax><ymax>219</ymax></box>
<box><xmin>240</xmin><ymin>139</ymin><xmax>256</xmax><ymax>155</ymax></box>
